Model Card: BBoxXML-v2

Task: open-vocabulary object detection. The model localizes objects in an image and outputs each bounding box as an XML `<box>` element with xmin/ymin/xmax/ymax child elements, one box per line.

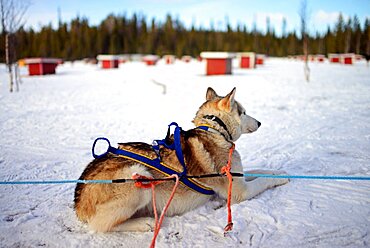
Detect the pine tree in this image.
<box><xmin>344</xmin><ymin>17</ymin><xmax>352</xmax><ymax>53</ymax></box>
<box><xmin>364</xmin><ymin>18</ymin><xmax>370</xmax><ymax>55</ymax></box>
<box><xmin>335</xmin><ymin>13</ymin><xmax>345</xmax><ymax>53</ymax></box>
<box><xmin>353</xmin><ymin>15</ymin><xmax>361</xmax><ymax>55</ymax></box>
<box><xmin>324</xmin><ymin>26</ymin><xmax>335</xmax><ymax>54</ymax></box>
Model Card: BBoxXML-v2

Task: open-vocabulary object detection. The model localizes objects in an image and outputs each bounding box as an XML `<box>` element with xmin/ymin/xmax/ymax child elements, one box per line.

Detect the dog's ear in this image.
<box><xmin>218</xmin><ymin>87</ymin><xmax>236</xmax><ymax>112</ymax></box>
<box><xmin>206</xmin><ymin>87</ymin><xmax>219</xmax><ymax>101</ymax></box>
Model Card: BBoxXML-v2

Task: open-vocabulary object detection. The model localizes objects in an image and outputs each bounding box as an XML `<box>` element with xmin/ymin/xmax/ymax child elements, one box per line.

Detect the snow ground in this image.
<box><xmin>0</xmin><ymin>58</ymin><xmax>369</xmax><ymax>248</ymax></box>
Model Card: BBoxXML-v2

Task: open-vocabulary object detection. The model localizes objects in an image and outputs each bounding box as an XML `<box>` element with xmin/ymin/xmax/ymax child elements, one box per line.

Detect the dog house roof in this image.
<box><xmin>96</xmin><ymin>55</ymin><xmax>121</xmax><ymax>61</ymax></box>
<box><xmin>200</xmin><ymin>52</ymin><xmax>235</xmax><ymax>59</ymax></box>
<box><xmin>23</xmin><ymin>58</ymin><xmax>62</xmax><ymax>64</ymax></box>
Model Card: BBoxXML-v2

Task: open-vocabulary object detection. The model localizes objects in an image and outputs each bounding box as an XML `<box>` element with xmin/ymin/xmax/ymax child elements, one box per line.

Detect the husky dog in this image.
<box><xmin>74</xmin><ymin>87</ymin><xmax>288</xmax><ymax>232</ymax></box>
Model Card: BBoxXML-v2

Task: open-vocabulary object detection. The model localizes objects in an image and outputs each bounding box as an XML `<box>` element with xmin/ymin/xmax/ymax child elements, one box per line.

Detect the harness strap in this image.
<box><xmin>202</xmin><ymin>115</ymin><xmax>233</xmax><ymax>140</ymax></box>
<box><xmin>152</xmin><ymin>122</ymin><xmax>186</xmax><ymax>176</ymax></box>
<box><xmin>197</xmin><ymin>125</ymin><xmax>230</xmax><ymax>142</ymax></box>
<box><xmin>92</xmin><ymin>137</ymin><xmax>215</xmax><ymax>195</ymax></box>
<box><xmin>221</xmin><ymin>143</ymin><xmax>235</xmax><ymax>234</ymax></box>
<box><xmin>173</xmin><ymin>124</ymin><xmax>187</xmax><ymax>176</ymax></box>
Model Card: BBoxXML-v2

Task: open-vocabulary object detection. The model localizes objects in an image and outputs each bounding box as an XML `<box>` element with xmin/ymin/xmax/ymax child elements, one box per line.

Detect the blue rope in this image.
<box><xmin>0</xmin><ymin>174</ymin><xmax>370</xmax><ymax>185</ymax></box>
<box><xmin>0</xmin><ymin>179</ymin><xmax>113</xmax><ymax>185</ymax></box>
<box><xmin>242</xmin><ymin>173</ymin><xmax>370</xmax><ymax>181</ymax></box>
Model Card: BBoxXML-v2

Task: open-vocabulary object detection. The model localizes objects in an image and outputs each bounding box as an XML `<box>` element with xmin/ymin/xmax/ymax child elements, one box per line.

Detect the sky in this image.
<box><xmin>24</xmin><ymin>0</ymin><xmax>370</xmax><ymax>35</ymax></box>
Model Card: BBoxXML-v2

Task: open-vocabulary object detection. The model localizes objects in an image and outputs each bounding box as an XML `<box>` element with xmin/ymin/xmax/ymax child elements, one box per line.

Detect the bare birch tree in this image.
<box><xmin>0</xmin><ymin>0</ymin><xmax>30</xmax><ymax>92</ymax></box>
<box><xmin>299</xmin><ymin>0</ymin><xmax>310</xmax><ymax>82</ymax></box>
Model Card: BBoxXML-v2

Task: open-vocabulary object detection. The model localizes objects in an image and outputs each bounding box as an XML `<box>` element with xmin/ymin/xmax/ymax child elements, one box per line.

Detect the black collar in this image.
<box><xmin>203</xmin><ymin>115</ymin><xmax>233</xmax><ymax>140</ymax></box>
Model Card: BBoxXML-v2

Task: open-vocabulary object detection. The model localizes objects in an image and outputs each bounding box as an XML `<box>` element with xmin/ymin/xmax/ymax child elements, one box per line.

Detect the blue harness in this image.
<box><xmin>92</xmin><ymin>122</ymin><xmax>215</xmax><ymax>195</ymax></box>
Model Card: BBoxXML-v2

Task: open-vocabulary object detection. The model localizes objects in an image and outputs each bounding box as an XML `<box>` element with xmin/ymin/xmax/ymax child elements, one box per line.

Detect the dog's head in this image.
<box><xmin>193</xmin><ymin>87</ymin><xmax>261</xmax><ymax>141</ymax></box>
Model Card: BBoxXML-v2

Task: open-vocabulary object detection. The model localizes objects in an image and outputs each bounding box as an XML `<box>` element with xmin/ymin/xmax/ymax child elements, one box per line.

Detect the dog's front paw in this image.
<box><xmin>274</xmin><ymin>177</ymin><xmax>289</xmax><ymax>187</ymax></box>
<box><xmin>271</xmin><ymin>171</ymin><xmax>290</xmax><ymax>187</ymax></box>
<box><xmin>112</xmin><ymin>217</ymin><xmax>155</xmax><ymax>232</ymax></box>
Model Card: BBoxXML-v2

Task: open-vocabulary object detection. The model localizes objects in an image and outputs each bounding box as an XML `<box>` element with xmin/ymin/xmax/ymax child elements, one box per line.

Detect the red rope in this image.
<box><xmin>132</xmin><ymin>142</ymin><xmax>235</xmax><ymax>245</ymax></box>
<box><xmin>220</xmin><ymin>143</ymin><xmax>235</xmax><ymax>235</ymax></box>
<box><xmin>132</xmin><ymin>173</ymin><xmax>180</xmax><ymax>248</ymax></box>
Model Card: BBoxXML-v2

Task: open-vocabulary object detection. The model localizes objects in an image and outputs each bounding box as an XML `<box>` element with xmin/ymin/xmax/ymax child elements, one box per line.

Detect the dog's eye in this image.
<box><xmin>238</xmin><ymin>108</ymin><xmax>246</xmax><ymax>116</ymax></box>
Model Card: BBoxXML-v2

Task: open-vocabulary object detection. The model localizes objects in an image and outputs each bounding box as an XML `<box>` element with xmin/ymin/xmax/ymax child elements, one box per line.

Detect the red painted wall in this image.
<box><xmin>330</xmin><ymin>57</ymin><xmax>340</xmax><ymax>63</ymax></box>
<box><xmin>144</xmin><ymin>60</ymin><xmax>157</xmax><ymax>66</ymax></box>
<box><xmin>240</xmin><ymin>57</ymin><xmax>254</xmax><ymax>68</ymax></box>
<box><xmin>256</xmin><ymin>58</ymin><xmax>264</xmax><ymax>65</ymax></box>
<box><xmin>343</xmin><ymin>57</ymin><xmax>353</xmax><ymax>64</ymax></box>
<box><xmin>102</xmin><ymin>60</ymin><xmax>119</xmax><ymax>68</ymax></box>
<box><xmin>28</xmin><ymin>64</ymin><xmax>42</xmax><ymax>75</ymax></box>
<box><xmin>206</xmin><ymin>59</ymin><xmax>232</xmax><ymax>75</ymax></box>
<box><xmin>28</xmin><ymin>63</ymin><xmax>57</xmax><ymax>75</ymax></box>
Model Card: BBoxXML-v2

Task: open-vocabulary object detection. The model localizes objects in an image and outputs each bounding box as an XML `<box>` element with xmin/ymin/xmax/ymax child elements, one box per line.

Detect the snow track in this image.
<box><xmin>0</xmin><ymin>59</ymin><xmax>369</xmax><ymax>247</ymax></box>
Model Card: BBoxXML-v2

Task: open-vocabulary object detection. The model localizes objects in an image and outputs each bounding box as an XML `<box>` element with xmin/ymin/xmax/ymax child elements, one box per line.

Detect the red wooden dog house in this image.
<box><xmin>23</xmin><ymin>58</ymin><xmax>62</xmax><ymax>76</ymax></box>
<box><xmin>200</xmin><ymin>52</ymin><xmax>234</xmax><ymax>76</ymax></box>
<box><xmin>328</xmin><ymin>54</ymin><xmax>340</xmax><ymax>63</ymax></box>
<box><xmin>163</xmin><ymin>55</ymin><xmax>176</xmax><ymax>64</ymax></box>
<box><xmin>316</xmin><ymin>55</ymin><xmax>325</xmax><ymax>62</ymax></box>
<box><xmin>340</xmin><ymin>53</ymin><xmax>355</xmax><ymax>65</ymax></box>
<box><xmin>355</xmin><ymin>54</ymin><xmax>363</xmax><ymax>61</ymax></box>
<box><xmin>308</xmin><ymin>55</ymin><xmax>325</xmax><ymax>62</ymax></box>
<box><xmin>238</xmin><ymin>52</ymin><xmax>256</xmax><ymax>69</ymax></box>
<box><xmin>97</xmin><ymin>55</ymin><xmax>120</xmax><ymax>69</ymax></box>
<box><xmin>143</xmin><ymin>55</ymin><xmax>159</xmax><ymax>66</ymax></box>
<box><xmin>182</xmin><ymin>55</ymin><xmax>192</xmax><ymax>63</ymax></box>
<box><xmin>256</xmin><ymin>54</ymin><xmax>265</xmax><ymax>65</ymax></box>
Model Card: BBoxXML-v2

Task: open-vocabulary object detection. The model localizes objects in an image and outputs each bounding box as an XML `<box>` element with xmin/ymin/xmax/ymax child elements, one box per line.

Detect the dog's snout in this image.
<box><xmin>257</xmin><ymin>121</ymin><xmax>261</xmax><ymax>128</ymax></box>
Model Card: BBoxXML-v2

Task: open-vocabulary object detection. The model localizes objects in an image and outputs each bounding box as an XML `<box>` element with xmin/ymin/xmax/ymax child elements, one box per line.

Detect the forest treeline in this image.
<box><xmin>1</xmin><ymin>12</ymin><xmax>370</xmax><ymax>61</ymax></box>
